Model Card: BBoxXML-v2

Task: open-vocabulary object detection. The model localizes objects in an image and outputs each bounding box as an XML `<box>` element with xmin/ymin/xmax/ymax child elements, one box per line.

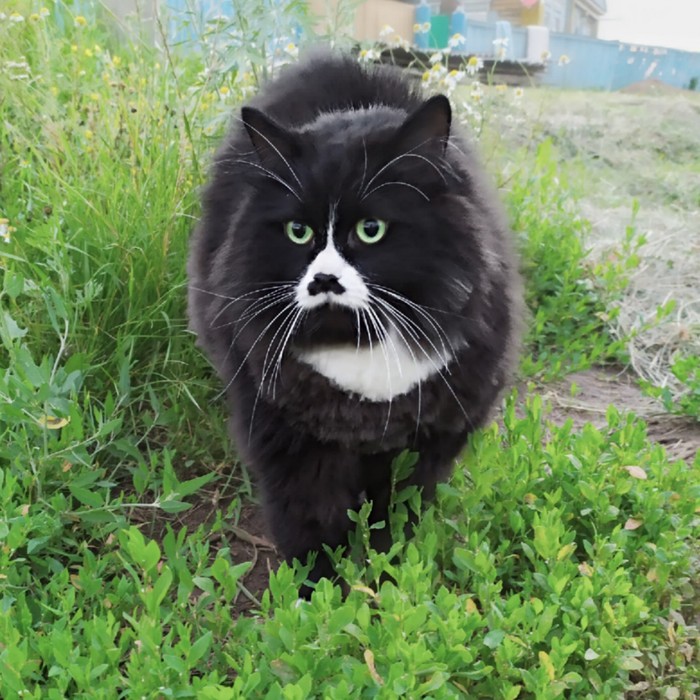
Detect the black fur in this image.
<box><xmin>187</xmin><ymin>51</ymin><xmax>522</xmax><ymax>588</ymax></box>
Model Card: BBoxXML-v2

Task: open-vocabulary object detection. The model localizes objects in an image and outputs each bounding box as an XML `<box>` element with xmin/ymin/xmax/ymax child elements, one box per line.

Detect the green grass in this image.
<box><xmin>1</xmin><ymin>4</ymin><xmax>699</xmax><ymax>698</ymax></box>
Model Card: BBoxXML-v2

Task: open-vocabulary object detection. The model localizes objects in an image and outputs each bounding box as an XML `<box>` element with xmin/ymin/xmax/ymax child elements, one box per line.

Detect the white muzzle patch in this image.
<box><xmin>295</xmin><ymin>230</ymin><xmax>369</xmax><ymax>311</ymax></box>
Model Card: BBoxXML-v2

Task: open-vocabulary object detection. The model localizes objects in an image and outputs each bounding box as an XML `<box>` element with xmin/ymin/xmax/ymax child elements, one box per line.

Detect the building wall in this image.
<box><xmin>544</xmin><ymin>0</ymin><xmax>567</xmax><ymax>32</ymax></box>
<box><xmin>307</xmin><ymin>0</ymin><xmax>415</xmax><ymax>43</ymax></box>
<box><xmin>571</xmin><ymin>3</ymin><xmax>597</xmax><ymax>36</ymax></box>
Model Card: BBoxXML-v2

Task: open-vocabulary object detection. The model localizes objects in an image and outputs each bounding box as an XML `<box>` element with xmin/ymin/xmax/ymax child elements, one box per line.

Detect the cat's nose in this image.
<box><xmin>307</xmin><ymin>273</ymin><xmax>345</xmax><ymax>296</ymax></box>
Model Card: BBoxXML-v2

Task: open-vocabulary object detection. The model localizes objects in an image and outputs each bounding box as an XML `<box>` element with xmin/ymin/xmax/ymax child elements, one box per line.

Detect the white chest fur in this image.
<box><xmin>297</xmin><ymin>331</ymin><xmax>453</xmax><ymax>402</ymax></box>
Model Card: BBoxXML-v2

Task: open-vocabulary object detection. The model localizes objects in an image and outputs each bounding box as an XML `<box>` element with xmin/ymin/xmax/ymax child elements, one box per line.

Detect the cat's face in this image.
<box><xmin>218</xmin><ymin>95</ymin><xmax>482</xmax><ymax>368</ymax></box>
<box><xmin>230</xmin><ymin>98</ymin><xmax>477</xmax><ymax>345</ymax></box>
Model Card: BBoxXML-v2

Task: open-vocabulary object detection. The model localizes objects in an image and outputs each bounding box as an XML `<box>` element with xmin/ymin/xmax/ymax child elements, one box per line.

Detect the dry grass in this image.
<box><xmin>495</xmin><ymin>84</ymin><xmax>700</xmax><ymax>407</ymax></box>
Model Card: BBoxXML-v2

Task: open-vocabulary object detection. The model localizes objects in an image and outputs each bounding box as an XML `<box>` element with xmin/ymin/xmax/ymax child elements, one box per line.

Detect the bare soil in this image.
<box><xmin>540</xmin><ymin>367</ymin><xmax>700</xmax><ymax>465</ymax></box>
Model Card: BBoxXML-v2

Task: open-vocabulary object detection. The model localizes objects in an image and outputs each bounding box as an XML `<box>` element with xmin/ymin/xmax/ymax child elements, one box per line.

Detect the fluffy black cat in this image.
<box><xmin>187</xmin><ymin>51</ymin><xmax>522</xmax><ymax>588</ymax></box>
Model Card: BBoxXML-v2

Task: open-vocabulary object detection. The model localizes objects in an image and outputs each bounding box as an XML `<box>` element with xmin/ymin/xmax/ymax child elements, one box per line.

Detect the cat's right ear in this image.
<box><xmin>241</xmin><ymin>107</ymin><xmax>298</xmax><ymax>167</ymax></box>
<box><xmin>394</xmin><ymin>94</ymin><xmax>452</xmax><ymax>156</ymax></box>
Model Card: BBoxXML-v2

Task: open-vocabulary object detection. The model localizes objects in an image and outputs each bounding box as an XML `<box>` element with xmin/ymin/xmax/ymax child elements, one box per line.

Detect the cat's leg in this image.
<box><xmin>258</xmin><ymin>440</ymin><xmax>364</xmax><ymax>595</ymax></box>
<box><xmin>364</xmin><ymin>432</ymin><xmax>469</xmax><ymax>554</ymax></box>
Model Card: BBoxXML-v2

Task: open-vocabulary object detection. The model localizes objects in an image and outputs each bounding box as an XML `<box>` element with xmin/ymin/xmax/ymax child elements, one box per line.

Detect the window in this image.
<box><xmin>543</xmin><ymin>0</ymin><xmax>566</xmax><ymax>32</ymax></box>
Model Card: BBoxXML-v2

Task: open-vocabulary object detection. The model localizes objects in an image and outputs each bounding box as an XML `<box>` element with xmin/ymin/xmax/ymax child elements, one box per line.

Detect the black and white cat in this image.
<box><xmin>187</xmin><ymin>51</ymin><xmax>522</xmax><ymax>588</ymax></box>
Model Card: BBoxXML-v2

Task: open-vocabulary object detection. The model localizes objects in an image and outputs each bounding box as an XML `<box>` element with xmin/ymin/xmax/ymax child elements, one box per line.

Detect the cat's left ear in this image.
<box><xmin>241</xmin><ymin>106</ymin><xmax>299</xmax><ymax>167</ymax></box>
<box><xmin>395</xmin><ymin>95</ymin><xmax>451</xmax><ymax>155</ymax></box>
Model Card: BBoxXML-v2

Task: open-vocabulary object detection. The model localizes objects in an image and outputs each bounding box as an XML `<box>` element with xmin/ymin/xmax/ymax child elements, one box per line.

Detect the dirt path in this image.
<box><xmin>541</xmin><ymin>367</ymin><xmax>700</xmax><ymax>464</ymax></box>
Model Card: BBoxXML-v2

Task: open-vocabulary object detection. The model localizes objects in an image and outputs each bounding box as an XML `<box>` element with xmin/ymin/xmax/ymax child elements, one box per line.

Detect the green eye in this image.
<box><xmin>355</xmin><ymin>218</ymin><xmax>388</xmax><ymax>244</ymax></box>
<box><xmin>285</xmin><ymin>221</ymin><xmax>314</xmax><ymax>245</ymax></box>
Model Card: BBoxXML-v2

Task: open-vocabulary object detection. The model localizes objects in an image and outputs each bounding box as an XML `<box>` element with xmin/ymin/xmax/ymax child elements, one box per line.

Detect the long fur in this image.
<box><xmin>187</xmin><ymin>51</ymin><xmax>523</xmax><ymax>588</ymax></box>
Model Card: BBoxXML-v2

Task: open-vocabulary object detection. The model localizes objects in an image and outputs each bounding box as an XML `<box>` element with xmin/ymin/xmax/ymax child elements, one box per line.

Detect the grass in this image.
<box><xmin>1</xmin><ymin>3</ymin><xmax>699</xmax><ymax>698</ymax></box>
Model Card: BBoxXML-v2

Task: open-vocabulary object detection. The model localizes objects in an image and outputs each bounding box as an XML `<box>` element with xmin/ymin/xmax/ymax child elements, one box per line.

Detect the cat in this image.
<box><xmin>187</xmin><ymin>50</ymin><xmax>522</xmax><ymax>590</ymax></box>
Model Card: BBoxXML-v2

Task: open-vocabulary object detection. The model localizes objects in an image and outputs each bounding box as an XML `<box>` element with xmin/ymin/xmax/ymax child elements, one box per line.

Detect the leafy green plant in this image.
<box><xmin>642</xmin><ymin>354</ymin><xmax>700</xmax><ymax>420</ymax></box>
<box><xmin>509</xmin><ymin>140</ymin><xmax>643</xmax><ymax>379</ymax></box>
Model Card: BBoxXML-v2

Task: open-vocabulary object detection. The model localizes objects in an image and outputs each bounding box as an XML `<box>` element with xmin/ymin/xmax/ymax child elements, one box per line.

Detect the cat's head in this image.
<box><xmin>217</xmin><ymin>94</ymin><xmax>489</xmax><ymax>359</ymax></box>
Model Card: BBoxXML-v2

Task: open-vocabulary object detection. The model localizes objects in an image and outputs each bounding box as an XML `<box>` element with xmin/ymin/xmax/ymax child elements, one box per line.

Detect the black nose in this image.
<box><xmin>307</xmin><ymin>273</ymin><xmax>345</xmax><ymax>296</ymax></box>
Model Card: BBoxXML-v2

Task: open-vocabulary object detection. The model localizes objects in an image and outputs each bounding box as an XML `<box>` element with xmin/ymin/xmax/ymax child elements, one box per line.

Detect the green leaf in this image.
<box><xmin>159</xmin><ymin>498</ymin><xmax>191</xmax><ymax>514</ymax></box>
<box><xmin>189</xmin><ymin>631</ymin><xmax>213</xmax><ymax>665</ymax></box>
<box><xmin>3</xmin><ymin>270</ymin><xmax>24</xmax><ymax>300</ymax></box>
<box><xmin>0</xmin><ymin>311</ymin><xmax>27</xmax><ymax>345</ymax></box>
<box><xmin>69</xmin><ymin>486</ymin><xmax>104</xmax><ymax>508</ymax></box>
<box><xmin>327</xmin><ymin>606</ymin><xmax>355</xmax><ymax>635</ymax></box>
<box><xmin>618</xmin><ymin>655</ymin><xmax>644</xmax><ymax>671</ymax></box>
<box><xmin>176</xmin><ymin>471</ymin><xmax>217</xmax><ymax>497</ymax></box>
<box><xmin>483</xmin><ymin>629</ymin><xmax>506</xmax><ymax>649</ymax></box>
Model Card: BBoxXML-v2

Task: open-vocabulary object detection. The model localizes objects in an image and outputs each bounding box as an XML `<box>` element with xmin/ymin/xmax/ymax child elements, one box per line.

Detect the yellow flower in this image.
<box><xmin>422</xmin><ymin>70</ymin><xmax>431</xmax><ymax>82</ymax></box>
<box><xmin>112</xmin><ymin>55</ymin><xmax>122</xmax><ymax>66</ymax></box>
<box><xmin>514</xmin><ymin>87</ymin><xmax>524</xmax><ymax>99</ymax></box>
<box><xmin>219</xmin><ymin>85</ymin><xmax>230</xmax><ymax>95</ymax></box>
<box><xmin>50</xmin><ymin>86</ymin><xmax>59</xmax><ymax>96</ymax></box>
<box><xmin>74</xmin><ymin>15</ymin><xmax>88</xmax><ymax>27</ymax></box>
<box><xmin>84</xmin><ymin>48</ymin><xmax>93</xmax><ymax>58</ymax></box>
<box><xmin>85</xmin><ymin>129</ymin><xmax>94</xmax><ymax>139</ymax></box>
<box><xmin>495</xmin><ymin>83</ymin><xmax>507</xmax><ymax>92</ymax></box>
<box><xmin>94</xmin><ymin>44</ymin><xmax>102</xmax><ymax>54</ymax></box>
<box><xmin>71</xmin><ymin>44</ymin><xmax>78</xmax><ymax>53</ymax></box>
<box><xmin>465</xmin><ymin>55</ymin><xmax>484</xmax><ymax>76</ymax></box>
<box><xmin>30</xmin><ymin>13</ymin><xmax>40</xmax><ymax>21</ymax></box>
<box><xmin>89</xmin><ymin>92</ymin><xmax>99</xmax><ymax>102</ymax></box>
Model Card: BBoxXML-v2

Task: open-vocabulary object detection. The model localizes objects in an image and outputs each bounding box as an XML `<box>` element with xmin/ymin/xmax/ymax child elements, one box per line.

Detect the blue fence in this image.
<box><xmin>541</xmin><ymin>32</ymin><xmax>700</xmax><ymax>90</ymax></box>
<box><xmin>418</xmin><ymin>6</ymin><xmax>700</xmax><ymax>90</ymax></box>
<box><xmin>68</xmin><ymin>0</ymin><xmax>700</xmax><ymax>92</ymax></box>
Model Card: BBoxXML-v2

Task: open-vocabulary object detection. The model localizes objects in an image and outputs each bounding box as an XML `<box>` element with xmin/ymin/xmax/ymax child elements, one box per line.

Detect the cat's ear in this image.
<box><xmin>395</xmin><ymin>95</ymin><xmax>451</xmax><ymax>155</ymax></box>
<box><xmin>241</xmin><ymin>106</ymin><xmax>298</xmax><ymax>166</ymax></box>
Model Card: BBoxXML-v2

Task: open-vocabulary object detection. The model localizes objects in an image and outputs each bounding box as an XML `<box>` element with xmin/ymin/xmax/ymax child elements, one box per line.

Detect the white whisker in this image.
<box><xmin>229</xmin><ymin>159</ymin><xmax>301</xmax><ymax>201</ymax></box>
<box><xmin>369</xmin><ymin>284</ymin><xmax>456</xmax><ymax>362</ymax></box>
<box><xmin>371</xmin><ymin>295</ymin><xmax>472</xmax><ymax>429</ymax></box>
<box><xmin>363</xmin><ymin>304</ymin><xmax>394</xmax><ymax>437</ymax></box>
<box><xmin>270</xmin><ymin>306</ymin><xmax>306</xmax><ymax>399</ymax></box>
<box><xmin>248</xmin><ymin>304</ymin><xmax>301</xmax><ymax>441</ymax></box>
<box><xmin>361</xmin><ymin>142</ymin><xmax>446</xmax><ymax>197</ymax></box>
<box><xmin>372</xmin><ymin>296</ymin><xmax>423</xmax><ymax>437</ymax></box>
<box><xmin>362</xmin><ymin>180</ymin><xmax>430</xmax><ymax>202</ymax></box>
<box><xmin>357</xmin><ymin>137</ymin><xmax>368</xmax><ymax>196</ymax></box>
<box><xmin>210</xmin><ymin>286</ymin><xmax>293</xmax><ymax>328</ymax></box>
<box><xmin>237</xmin><ymin>118</ymin><xmax>303</xmax><ymax>190</ymax></box>
<box><xmin>215</xmin><ymin>300</ymin><xmax>297</xmax><ymax>401</ymax></box>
